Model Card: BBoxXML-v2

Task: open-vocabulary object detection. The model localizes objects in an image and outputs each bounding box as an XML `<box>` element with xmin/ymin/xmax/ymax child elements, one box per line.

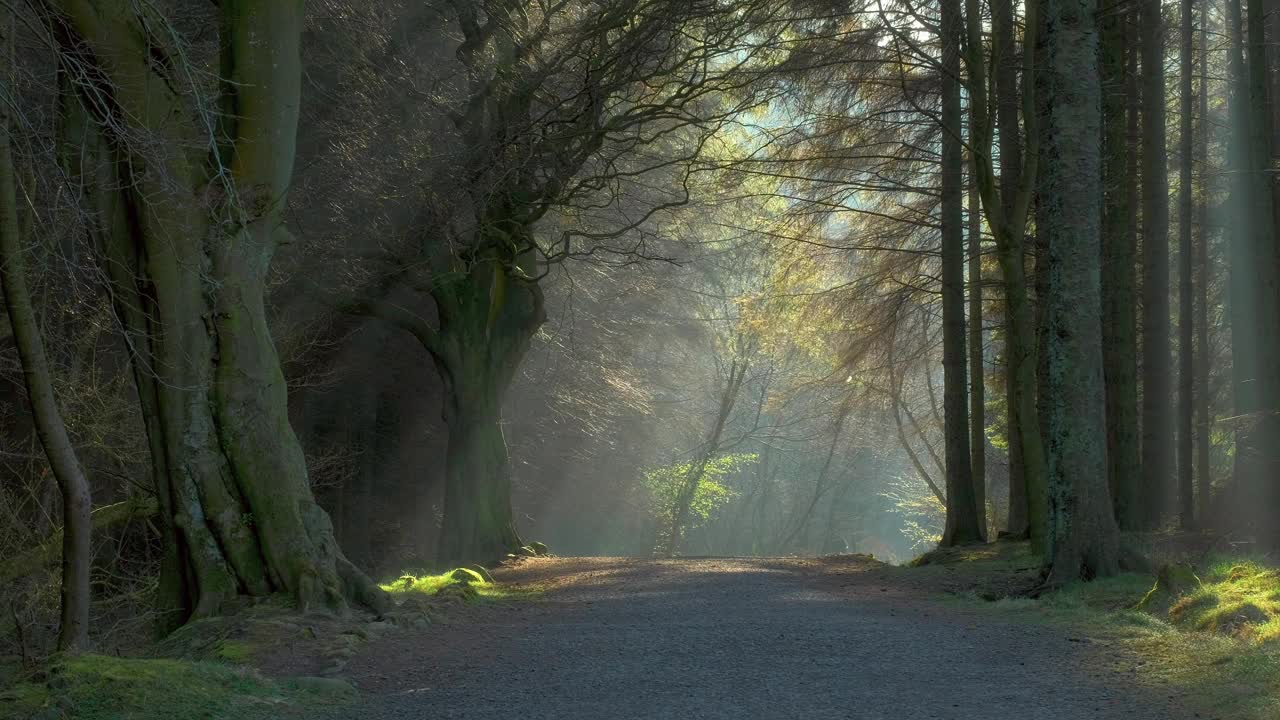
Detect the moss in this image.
<box><xmin>948</xmin><ymin>554</ymin><xmax>1280</xmax><ymax>720</ymax></box>
<box><xmin>1165</xmin><ymin>561</ymin><xmax>1280</xmax><ymax>641</ymax></box>
<box><xmin>214</xmin><ymin>639</ymin><xmax>255</xmax><ymax>664</ymax></box>
<box><xmin>0</xmin><ymin>654</ymin><xmax>347</xmax><ymax>720</ymax></box>
<box><xmin>379</xmin><ymin>569</ymin><xmax>526</xmax><ymax>603</ymax></box>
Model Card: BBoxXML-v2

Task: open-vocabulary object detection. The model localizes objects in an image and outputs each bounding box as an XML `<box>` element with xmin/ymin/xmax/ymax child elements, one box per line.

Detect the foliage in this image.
<box><xmin>645</xmin><ymin>453</ymin><xmax>757</xmax><ymax>533</ymax></box>
<box><xmin>881</xmin><ymin>474</ymin><xmax>944</xmax><ymax>555</ymax></box>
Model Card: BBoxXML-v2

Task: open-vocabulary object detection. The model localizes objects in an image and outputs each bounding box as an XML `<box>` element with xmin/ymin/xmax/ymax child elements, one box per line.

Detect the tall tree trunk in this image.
<box><xmin>968</xmin><ymin>156</ymin><xmax>987</xmax><ymax>536</ymax></box>
<box><xmin>1042</xmin><ymin>0</ymin><xmax>1122</xmax><ymax>583</ymax></box>
<box><xmin>1224</xmin><ymin>0</ymin><xmax>1280</xmax><ymax>542</ymax></box>
<box><xmin>1177</xmin><ymin>0</ymin><xmax>1196</xmax><ymax>530</ymax></box>
<box><xmin>940</xmin><ymin>0</ymin><xmax>981</xmax><ymax>546</ymax></box>
<box><xmin>429</xmin><ymin>261</ymin><xmax>544</xmax><ymax>564</ymax></box>
<box><xmin>964</xmin><ymin>0</ymin><xmax>1046</xmax><ymax>550</ymax></box>
<box><xmin>0</xmin><ymin>102</ymin><xmax>92</xmax><ymax>652</ymax></box>
<box><xmin>992</xmin><ymin>0</ymin><xmax>1026</xmax><ymax>541</ymax></box>
<box><xmin>1246</xmin><ymin>0</ymin><xmax>1280</xmax><ymax>549</ymax></box>
<box><xmin>1193</xmin><ymin>0</ymin><xmax>1213</xmax><ymax>526</ymax></box>
<box><xmin>51</xmin><ymin>0</ymin><xmax>385</xmax><ymax>626</ymax></box>
<box><xmin>1101</xmin><ymin>0</ymin><xmax>1141</xmax><ymax>529</ymax></box>
<box><xmin>1141</xmin><ymin>0</ymin><xmax>1174</xmax><ymax>530</ymax></box>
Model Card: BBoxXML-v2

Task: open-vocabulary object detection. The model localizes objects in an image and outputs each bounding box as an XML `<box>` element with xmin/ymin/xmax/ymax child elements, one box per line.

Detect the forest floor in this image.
<box><xmin>6</xmin><ymin>547</ymin><xmax>1277</xmax><ymax>719</ymax></box>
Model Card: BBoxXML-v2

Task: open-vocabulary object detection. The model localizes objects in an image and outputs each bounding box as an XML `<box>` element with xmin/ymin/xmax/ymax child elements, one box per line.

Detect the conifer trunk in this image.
<box><xmin>940</xmin><ymin>0</ymin><xmax>981</xmax><ymax>546</ymax></box>
<box><xmin>1140</xmin><ymin>0</ymin><xmax>1174</xmax><ymax>529</ymax></box>
<box><xmin>1042</xmin><ymin>0</ymin><xmax>1122</xmax><ymax>583</ymax></box>
<box><xmin>968</xmin><ymin>159</ymin><xmax>987</xmax><ymax>535</ymax></box>
<box><xmin>1176</xmin><ymin>0</ymin><xmax>1196</xmax><ymax>529</ymax></box>
<box><xmin>1100</xmin><ymin>0</ymin><xmax>1141</xmax><ymax>529</ymax></box>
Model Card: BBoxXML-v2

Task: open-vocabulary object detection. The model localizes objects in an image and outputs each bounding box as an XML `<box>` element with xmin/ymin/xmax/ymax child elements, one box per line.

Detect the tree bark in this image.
<box><xmin>940</xmin><ymin>0</ymin><xmax>981</xmax><ymax>546</ymax></box>
<box><xmin>968</xmin><ymin>156</ymin><xmax>987</xmax><ymax>536</ymax></box>
<box><xmin>428</xmin><ymin>261</ymin><xmax>544</xmax><ymax>564</ymax></box>
<box><xmin>0</xmin><ymin>102</ymin><xmax>92</xmax><ymax>652</ymax></box>
<box><xmin>1193</xmin><ymin>0</ymin><xmax>1212</xmax><ymax>526</ymax></box>
<box><xmin>1141</xmin><ymin>0</ymin><xmax>1174</xmax><ymax>530</ymax></box>
<box><xmin>963</xmin><ymin>0</ymin><xmax>1046</xmax><ymax>550</ymax></box>
<box><xmin>1224</xmin><ymin>0</ymin><xmax>1280</xmax><ymax>542</ymax></box>
<box><xmin>50</xmin><ymin>0</ymin><xmax>385</xmax><ymax>626</ymax></box>
<box><xmin>992</xmin><ymin>0</ymin><xmax>1027</xmax><ymax>541</ymax></box>
<box><xmin>1041</xmin><ymin>0</ymin><xmax>1122</xmax><ymax>583</ymax></box>
<box><xmin>1176</xmin><ymin>0</ymin><xmax>1196</xmax><ymax>530</ymax></box>
<box><xmin>1100</xmin><ymin>0</ymin><xmax>1141</xmax><ymax>530</ymax></box>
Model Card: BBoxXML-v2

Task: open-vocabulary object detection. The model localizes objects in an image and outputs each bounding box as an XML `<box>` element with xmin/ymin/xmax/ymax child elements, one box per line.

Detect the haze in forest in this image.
<box><xmin>1</xmin><ymin>0</ymin><xmax>1278</xmax><ymax>682</ymax></box>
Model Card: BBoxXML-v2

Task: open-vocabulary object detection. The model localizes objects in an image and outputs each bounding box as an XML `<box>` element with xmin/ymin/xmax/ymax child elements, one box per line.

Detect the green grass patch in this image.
<box><xmin>0</xmin><ymin>654</ymin><xmax>350</xmax><ymax>720</ymax></box>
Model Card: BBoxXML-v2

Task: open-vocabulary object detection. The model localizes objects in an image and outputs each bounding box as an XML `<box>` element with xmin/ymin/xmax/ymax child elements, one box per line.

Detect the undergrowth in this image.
<box><xmin>0</xmin><ymin>654</ymin><xmax>349</xmax><ymax>720</ymax></box>
<box><xmin>928</xmin><ymin>543</ymin><xmax>1280</xmax><ymax>720</ymax></box>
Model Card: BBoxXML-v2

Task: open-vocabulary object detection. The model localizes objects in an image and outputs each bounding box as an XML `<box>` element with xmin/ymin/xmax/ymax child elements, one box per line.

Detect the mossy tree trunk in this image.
<box><xmin>1041</xmin><ymin>0</ymin><xmax>1122</xmax><ymax>583</ymax></box>
<box><xmin>429</xmin><ymin>260</ymin><xmax>544</xmax><ymax>565</ymax></box>
<box><xmin>0</xmin><ymin>94</ymin><xmax>92</xmax><ymax>652</ymax></box>
<box><xmin>49</xmin><ymin>0</ymin><xmax>385</xmax><ymax>627</ymax></box>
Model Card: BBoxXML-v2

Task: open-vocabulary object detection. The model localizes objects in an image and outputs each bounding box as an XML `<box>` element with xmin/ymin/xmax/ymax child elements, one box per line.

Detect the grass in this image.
<box><xmin>0</xmin><ymin>654</ymin><xmax>350</xmax><ymax>720</ymax></box>
<box><xmin>922</xmin><ymin>543</ymin><xmax>1280</xmax><ymax>720</ymax></box>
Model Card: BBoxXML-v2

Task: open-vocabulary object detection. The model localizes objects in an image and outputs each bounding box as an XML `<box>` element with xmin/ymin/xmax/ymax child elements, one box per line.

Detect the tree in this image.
<box><xmin>963</xmin><ymin>0</ymin><xmax>1047</xmax><ymax>550</ymax></box>
<box><xmin>48</xmin><ymin>0</ymin><xmax>385</xmax><ymax>626</ymax></box>
<box><xmin>940</xmin><ymin>0</ymin><xmax>982</xmax><ymax>546</ymax></box>
<box><xmin>351</xmin><ymin>0</ymin><xmax>790</xmax><ymax>564</ymax></box>
<box><xmin>1193</xmin><ymin>0</ymin><xmax>1213</xmax><ymax>526</ymax></box>
<box><xmin>1041</xmin><ymin>0</ymin><xmax>1121</xmax><ymax>583</ymax></box>
<box><xmin>1100</xmin><ymin>0</ymin><xmax>1141</xmax><ymax>529</ymax></box>
<box><xmin>1176</xmin><ymin>0</ymin><xmax>1196</xmax><ymax>529</ymax></box>
<box><xmin>1140</xmin><ymin>0</ymin><xmax>1173</xmax><ymax>530</ymax></box>
<box><xmin>968</xmin><ymin>157</ymin><xmax>987</xmax><ymax>536</ymax></box>
<box><xmin>1223</xmin><ymin>0</ymin><xmax>1280</xmax><ymax>543</ymax></box>
<box><xmin>0</xmin><ymin>86</ymin><xmax>92</xmax><ymax>651</ymax></box>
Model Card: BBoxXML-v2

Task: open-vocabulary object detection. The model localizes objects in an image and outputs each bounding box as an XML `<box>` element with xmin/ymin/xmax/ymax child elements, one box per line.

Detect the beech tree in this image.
<box><xmin>46</xmin><ymin>0</ymin><xmax>385</xmax><ymax>626</ymax></box>
<box><xmin>350</xmin><ymin>0</ymin><xmax>791</xmax><ymax>564</ymax></box>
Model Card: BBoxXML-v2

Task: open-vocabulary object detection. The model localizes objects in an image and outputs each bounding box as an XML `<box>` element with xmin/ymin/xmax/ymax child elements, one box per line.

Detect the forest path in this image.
<box><xmin>330</xmin><ymin>557</ymin><xmax>1192</xmax><ymax>719</ymax></box>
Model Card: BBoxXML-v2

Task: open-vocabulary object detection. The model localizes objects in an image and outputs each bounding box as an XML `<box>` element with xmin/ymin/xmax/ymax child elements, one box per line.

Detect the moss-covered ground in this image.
<box><xmin>913</xmin><ymin>541</ymin><xmax>1280</xmax><ymax>720</ymax></box>
<box><xmin>0</xmin><ymin>654</ymin><xmax>351</xmax><ymax>720</ymax></box>
<box><xmin>1</xmin><ymin>565</ymin><xmax>534</xmax><ymax>720</ymax></box>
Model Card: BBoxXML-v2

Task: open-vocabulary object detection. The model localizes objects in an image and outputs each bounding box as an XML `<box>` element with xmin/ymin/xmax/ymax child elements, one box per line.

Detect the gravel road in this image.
<box><xmin>329</xmin><ymin>557</ymin><xmax>1194</xmax><ymax>720</ymax></box>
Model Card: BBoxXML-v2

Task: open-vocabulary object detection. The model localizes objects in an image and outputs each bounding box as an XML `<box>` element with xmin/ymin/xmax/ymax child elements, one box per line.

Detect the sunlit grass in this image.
<box><xmin>933</xmin><ymin>545</ymin><xmax>1280</xmax><ymax>720</ymax></box>
<box><xmin>379</xmin><ymin>568</ymin><xmax>529</xmax><ymax>602</ymax></box>
<box><xmin>1168</xmin><ymin>558</ymin><xmax>1280</xmax><ymax>643</ymax></box>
